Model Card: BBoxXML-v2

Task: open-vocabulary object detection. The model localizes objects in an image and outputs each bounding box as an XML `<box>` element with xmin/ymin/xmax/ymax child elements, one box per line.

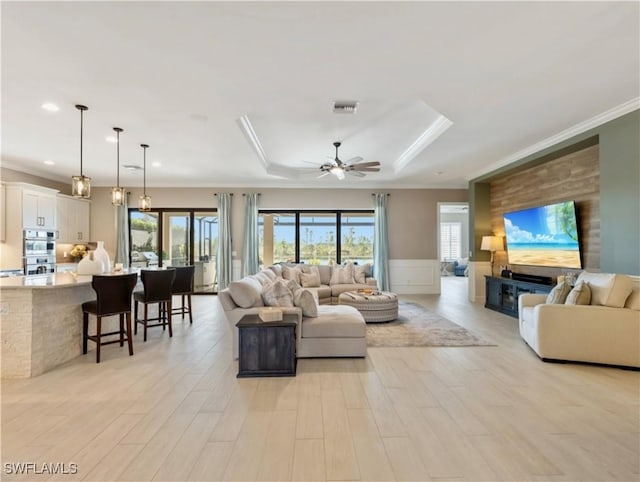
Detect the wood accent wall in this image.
<box><xmin>490</xmin><ymin>144</ymin><xmax>599</xmax><ymax>279</ymax></box>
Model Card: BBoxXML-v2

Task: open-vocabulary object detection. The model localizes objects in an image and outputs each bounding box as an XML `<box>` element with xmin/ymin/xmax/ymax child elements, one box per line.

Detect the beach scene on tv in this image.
<box><xmin>504</xmin><ymin>201</ymin><xmax>582</xmax><ymax>269</ymax></box>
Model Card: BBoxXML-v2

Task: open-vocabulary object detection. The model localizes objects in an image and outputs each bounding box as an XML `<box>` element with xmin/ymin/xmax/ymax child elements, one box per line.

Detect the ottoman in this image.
<box><xmin>338</xmin><ymin>291</ymin><xmax>399</xmax><ymax>323</ymax></box>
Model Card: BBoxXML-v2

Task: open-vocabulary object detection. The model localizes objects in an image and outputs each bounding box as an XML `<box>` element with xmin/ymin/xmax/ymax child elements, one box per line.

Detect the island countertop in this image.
<box><xmin>0</xmin><ymin>272</ymin><xmax>93</xmax><ymax>288</ymax></box>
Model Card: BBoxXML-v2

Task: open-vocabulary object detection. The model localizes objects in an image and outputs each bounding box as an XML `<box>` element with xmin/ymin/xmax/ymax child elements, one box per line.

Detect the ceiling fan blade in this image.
<box><xmin>351</xmin><ymin>166</ymin><xmax>380</xmax><ymax>172</ymax></box>
<box><xmin>350</xmin><ymin>161</ymin><xmax>380</xmax><ymax>168</ymax></box>
<box><xmin>348</xmin><ymin>170</ymin><xmax>366</xmax><ymax>177</ymax></box>
<box><xmin>317</xmin><ymin>171</ymin><xmax>330</xmax><ymax>178</ymax></box>
<box><xmin>343</xmin><ymin>156</ymin><xmax>363</xmax><ymax>164</ymax></box>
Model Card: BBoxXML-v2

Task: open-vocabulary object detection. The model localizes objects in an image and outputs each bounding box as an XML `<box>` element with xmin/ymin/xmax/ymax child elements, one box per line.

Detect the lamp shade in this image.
<box><xmin>481</xmin><ymin>235</ymin><xmax>503</xmax><ymax>252</ymax></box>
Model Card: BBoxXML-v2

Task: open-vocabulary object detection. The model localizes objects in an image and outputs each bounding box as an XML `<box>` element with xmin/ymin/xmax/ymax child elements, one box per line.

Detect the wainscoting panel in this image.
<box><xmin>389</xmin><ymin>259</ymin><xmax>441</xmax><ymax>294</ymax></box>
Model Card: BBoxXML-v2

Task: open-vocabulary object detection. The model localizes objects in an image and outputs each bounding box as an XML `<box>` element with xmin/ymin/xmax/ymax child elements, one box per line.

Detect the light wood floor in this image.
<box><xmin>2</xmin><ymin>277</ymin><xmax>639</xmax><ymax>481</ymax></box>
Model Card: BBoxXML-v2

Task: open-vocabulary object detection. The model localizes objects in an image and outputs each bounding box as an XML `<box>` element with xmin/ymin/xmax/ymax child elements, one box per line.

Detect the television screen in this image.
<box><xmin>503</xmin><ymin>200</ymin><xmax>582</xmax><ymax>269</ymax></box>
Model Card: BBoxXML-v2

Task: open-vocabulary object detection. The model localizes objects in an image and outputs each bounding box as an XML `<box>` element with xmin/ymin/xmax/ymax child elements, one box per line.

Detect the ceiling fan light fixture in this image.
<box><xmin>71</xmin><ymin>104</ymin><xmax>91</xmax><ymax>199</ymax></box>
<box><xmin>330</xmin><ymin>165</ymin><xmax>345</xmax><ymax>180</ymax></box>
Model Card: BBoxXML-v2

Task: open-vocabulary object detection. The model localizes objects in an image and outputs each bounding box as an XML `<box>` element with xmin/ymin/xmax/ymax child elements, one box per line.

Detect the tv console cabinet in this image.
<box><xmin>485</xmin><ymin>276</ymin><xmax>553</xmax><ymax>318</ymax></box>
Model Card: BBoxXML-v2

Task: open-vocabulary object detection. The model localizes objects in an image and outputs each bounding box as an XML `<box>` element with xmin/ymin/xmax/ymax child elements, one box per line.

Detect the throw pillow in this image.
<box><xmin>282</xmin><ymin>265</ymin><xmax>302</xmax><ymax>284</ymax></box>
<box><xmin>268</xmin><ymin>264</ymin><xmax>283</xmax><ymax>278</ymax></box>
<box><xmin>228</xmin><ymin>277</ymin><xmax>264</xmax><ymax>308</ymax></box>
<box><xmin>262</xmin><ymin>279</ymin><xmax>294</xmax><ymax>307</ymax></box>
<box><xmin>285</xmin><ymin>279</ymin><xmax>301</xmax><ymax>292</ymax></box>
<box><xmin>565</xmin><ymin>281</ymin><xmax>591</xmax><ymax>305</ymax></box>
<box><xmin>261</xmin><ymin>269</ymin><xmax>277</xmax><ymax>281</ymax></box>
<box><xmin>293</xmin><ymin>288</ymin><xmax>318</xmax><ymax>317</ymax></box>
<box><xmin>354</xmin><ymin>264</ymin><xmax>370</xmax><ymax>284</ymax></box>
<box><xmin>300</xmin><ymin>269</ymin><xmax>321</xmax><ymax>287</ymax></box>
<box><xmin>253</xmin><ymin>271</ymin><xmax>272</xmax><ymax>287</ymax></box>
<box><xmin>330</xmin><ymin>262</ymin><xmax>355</xmax><ymax>285</ymax></box>
<box><xmin>546</xmin><ymin>281</ymin><xmax>572</xmax><ymax>304</ymax></box>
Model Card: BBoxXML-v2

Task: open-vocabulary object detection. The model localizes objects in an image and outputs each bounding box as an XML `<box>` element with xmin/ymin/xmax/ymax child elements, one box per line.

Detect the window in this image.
<box><xmin>259</xmin><ymin>210</ymin><xmax>374</xmax><ymax>266</ymax></box>
<box><xmin>441</xmin><ymin>222</ymin><xmax>462</xmax><ymax>260</ymax></box>
<box><xmin>340</xmin><ymin>212</ymin><xmax>374</xmax><ymax>265</ymax></box>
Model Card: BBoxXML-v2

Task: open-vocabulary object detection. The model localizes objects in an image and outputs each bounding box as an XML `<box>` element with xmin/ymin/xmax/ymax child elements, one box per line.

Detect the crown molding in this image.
<box><xmin>393</xmin><ymin>115</ymin><xmax>453</xmax><ymax>174</ymax></box>
<box><xmin>467</xmin><ymin>97</ymin><xmax>640</xmax><ymax>181</ymax></box>
<box><xmin>237</xmin><ymin>115</ymin><xmax>268</xmax><ymax>168</ymax></box>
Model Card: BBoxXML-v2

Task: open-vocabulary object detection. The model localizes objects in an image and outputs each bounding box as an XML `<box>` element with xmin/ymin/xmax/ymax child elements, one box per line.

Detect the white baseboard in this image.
<box><xmin>389</xmin><ymin>259</ymin><xmax>440</xmax><ymax>294</ymax></box>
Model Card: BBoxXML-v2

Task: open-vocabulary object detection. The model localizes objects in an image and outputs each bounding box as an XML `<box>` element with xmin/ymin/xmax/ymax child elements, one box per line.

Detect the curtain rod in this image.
<box><xmin>242</xmin><ymin>193</ymin><xmax>262</xmax><ymax>196</ymax></box>
<box><xmin>213</xmin><ymin>193</ymin><xmax>234</xmax><ymax>196</ymax></box>
<box><xmin>371</xmin><ymin>193</ymin><xmax>391</xmax><ymax>196</ymax></box>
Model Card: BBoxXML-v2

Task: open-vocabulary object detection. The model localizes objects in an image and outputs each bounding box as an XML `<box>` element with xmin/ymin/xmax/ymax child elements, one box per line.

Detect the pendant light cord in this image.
<box><xmin>116</xmin><ymin>129</ymin><xmax>120</xmax><ymax>186</ymax></box>
<box><xmin>79</xmin><ymin>108</ymin><xmax>84</xmax><ymax>176</ymax></box>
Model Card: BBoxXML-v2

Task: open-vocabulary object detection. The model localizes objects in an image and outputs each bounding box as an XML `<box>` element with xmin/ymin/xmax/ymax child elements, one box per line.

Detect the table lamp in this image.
<box><xmin>481</xmin><ymin>235</ymin><xmax>503</xmax><ymax>274</ymax></box>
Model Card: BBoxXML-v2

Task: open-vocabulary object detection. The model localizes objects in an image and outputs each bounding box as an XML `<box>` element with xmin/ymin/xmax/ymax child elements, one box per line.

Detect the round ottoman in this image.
<box><xmin>338</xmin><ymin>291</ymin><xmax>399</xmax><ymax>323</ymax></box>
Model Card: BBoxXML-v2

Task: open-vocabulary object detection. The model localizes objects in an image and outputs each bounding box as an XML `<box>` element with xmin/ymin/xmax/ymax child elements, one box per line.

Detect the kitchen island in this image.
<box><xmin>1</xmin><ymin>273</ymin><xmax>111</xmax><ymax>378</ymax></box>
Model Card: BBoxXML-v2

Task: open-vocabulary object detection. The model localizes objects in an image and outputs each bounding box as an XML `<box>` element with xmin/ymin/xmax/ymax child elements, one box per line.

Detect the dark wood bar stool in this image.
<box><xmin>82</xmin><ymin>273</ymin><xmax>138</xmax><ymax>363</ymax></box>
<box><xmin>134</xmin><ymin>269</ymin><xmax>176</xmax><ymax>342</ymax></box>
<box><xmin>171</xmin><ymin>265</ymin><xmax>195</xmax><ymax>324</ymax></box>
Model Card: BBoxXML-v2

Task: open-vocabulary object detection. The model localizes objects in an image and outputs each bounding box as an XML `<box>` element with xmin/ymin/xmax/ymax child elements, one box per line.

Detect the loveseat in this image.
<box><xmin>518</xmin><ymin>272</ymin><xmax>640</xmax><ymax>368</ymax></box>
<box><xmin>219</xmin><ymin>265</ymin><xmax>370</xmax><ymax>359</ymax></box>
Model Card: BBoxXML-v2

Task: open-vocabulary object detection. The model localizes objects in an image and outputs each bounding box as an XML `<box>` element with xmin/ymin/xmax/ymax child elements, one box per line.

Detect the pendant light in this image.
<box><xmin>71</xmin><ymin>105</ymin><xmax>91</xmax><ymax>198</ymax></box>
<box><xmin>111</xmin><ymin>127</ymin><xmax>125</xmax><ymax>206</ymax></box>
<box><xmin>139</xmin><ymin>143</ymin><xmax>151</xmax><ymax>211</ymax></box>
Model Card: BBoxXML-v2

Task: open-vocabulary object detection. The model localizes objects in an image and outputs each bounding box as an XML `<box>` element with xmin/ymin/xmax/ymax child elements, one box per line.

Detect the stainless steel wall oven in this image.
<box><xmin>24</xmin><ymin>230</ymin><xmax>56</xmax><ymax>275</ymax></box>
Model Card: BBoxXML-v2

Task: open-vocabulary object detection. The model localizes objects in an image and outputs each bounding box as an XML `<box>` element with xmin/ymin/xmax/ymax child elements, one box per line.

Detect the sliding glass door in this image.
<box><xmin>129</xmin><ymin>208</ymin><xmax>218</xmax><ymax>293</ymax></box>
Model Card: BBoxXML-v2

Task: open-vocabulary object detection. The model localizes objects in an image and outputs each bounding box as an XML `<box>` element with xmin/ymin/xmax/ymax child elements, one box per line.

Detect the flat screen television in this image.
<box><xmin>503</xmin><ymin>200</ymin><xmax>582</xmax><ymax>269</ymax></box>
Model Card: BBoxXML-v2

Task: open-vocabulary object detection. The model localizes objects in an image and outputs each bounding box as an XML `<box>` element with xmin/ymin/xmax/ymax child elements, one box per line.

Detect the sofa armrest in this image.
<box><xmin>518</xmin><ymin>293</ymin><xmax>548</xmax><ymax>322</ymax></box>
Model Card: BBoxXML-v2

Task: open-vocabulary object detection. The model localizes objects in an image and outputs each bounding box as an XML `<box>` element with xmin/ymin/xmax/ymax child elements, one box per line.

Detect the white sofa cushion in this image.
<box><xmin>565</xmin><ymin>281</ymin><xmax>591</xmax><ymax>305</ymax></box>
<box><xmin>228</xmin><ymin>277</ymin><xmax>264</xmax><ymax>308</ymax></box>
<box><xmin>576</xmin><ymin>272</ymin><xmax>633</xmax><ymax>308</ymax></box>
<box><xmin>282</xmin><ymin>265</ymin><xmax>302</xmax><ymax>284</ymax></box>
<box><xmin>301</xmin><ymin>305</ymin><xmax>365</xmax><ymax>338</ymax></box>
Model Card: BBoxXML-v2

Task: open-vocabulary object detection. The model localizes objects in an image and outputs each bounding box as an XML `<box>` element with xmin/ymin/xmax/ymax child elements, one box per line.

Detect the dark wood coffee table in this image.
<box><xmin>236</xmin><ymin>313</ymin><xmax>297</xmax><ymax>377</ymax></box>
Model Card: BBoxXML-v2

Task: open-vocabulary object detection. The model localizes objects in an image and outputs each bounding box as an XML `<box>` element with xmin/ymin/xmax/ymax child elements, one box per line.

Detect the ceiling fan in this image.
<box><xmin>318</xmin><ymin>142</ymin><xmax>381</xmax><ymax>180</ymax></box>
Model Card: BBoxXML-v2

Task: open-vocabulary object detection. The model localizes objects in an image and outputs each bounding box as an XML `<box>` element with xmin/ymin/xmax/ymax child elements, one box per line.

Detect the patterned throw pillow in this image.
<box><xmin>262</xmin><ymin>279</ymin><xmax>294</xmax><ymax>307</ymax></box>
<box><xmin>282</xmin><ymin>265</ymin><xmax>302</xmax><ymax>284</ymax></box>
<box><xmin>546</xmin><ymin>281</ymin><xmax>572</xmax><ymax>304</ymax></box>
<box><xmin>293</xmin><ymin>288</ymin><xmax>318</xmax><ymax>317</ymax></box>
<box><xmin>300</xmin><ymin>267</ymin><xmax>321</xmax><ymax>287</ymax></box>
<box><xmin>565</xmin><ymin>281</ymin><xmax>591</xmax><ymax>305</ymax></box>
<box><xmin>330</xmin><ymin>263</ymin><xmax>355</xmax><ymax>285</ymax></box>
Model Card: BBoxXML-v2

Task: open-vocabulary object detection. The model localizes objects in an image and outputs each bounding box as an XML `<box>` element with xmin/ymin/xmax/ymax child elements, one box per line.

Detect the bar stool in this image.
<box><xmin>82</xmin><ymin>273</ymin><xmax>138</xmax><ymax>363</ymax></box>
<box><xmin>171</xmin><ymin>265</ymin><xmax>195</xmax><ymax>324</ymax></box>
<box><xmin>134</xmin><ymin>269</ymin><xmax>176</xmax><ymax>342</ymax></box>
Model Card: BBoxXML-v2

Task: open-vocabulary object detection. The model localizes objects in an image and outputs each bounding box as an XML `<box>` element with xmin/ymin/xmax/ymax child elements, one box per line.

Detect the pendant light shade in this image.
<box><xmin>72</xmin><ymin>105</ymin><xmax>91</xmax><ymax>198</ymax></box>
<box><xmin>111</xmin><ymin>127</ymin><xmax>125</xmax><ymax>206</ymax></box>
<box><xmin>139</xmin><ymin>143</ymin><xmax>151</xmax><ymax>211</ymax></box>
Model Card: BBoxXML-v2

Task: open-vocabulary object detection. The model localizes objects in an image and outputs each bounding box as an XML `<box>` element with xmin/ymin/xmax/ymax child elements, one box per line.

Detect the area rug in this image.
<box><xmin>366</xmin><ymin>301</ymin><xmax>496</xmax><ymax>347</ymax></box>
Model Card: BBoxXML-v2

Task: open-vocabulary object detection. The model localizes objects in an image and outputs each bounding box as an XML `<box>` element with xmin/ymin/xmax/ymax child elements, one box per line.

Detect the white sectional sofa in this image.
<box><xmin>219</xmin><ymin>266</ymin><xmax>368</xmax><ymax>359</ymax></box>
<box><xmin>518</xmin><ymin>272</ymin><xmax>640</xmax><ymax>368</ymax></box>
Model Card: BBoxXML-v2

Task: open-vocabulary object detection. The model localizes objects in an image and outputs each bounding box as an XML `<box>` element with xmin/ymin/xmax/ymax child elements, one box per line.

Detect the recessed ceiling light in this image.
<box><xmin>41</xmin><ymin>102</ymin><xmax>59</xmax><ymax>112</ymax></box>
<box><xmin>44</xmin><ymin>160</ymin><xmax>55</xmax><ymax>166</ymax></box>
<box><xmin>151</xmin><ymin>161</ymin><xmax>162</xmax><ymax>168</ymax></box>
<box><xmin>106</xmin><ymin>136</ymin><xmax>118</xmax><ymax>143</ymax></box>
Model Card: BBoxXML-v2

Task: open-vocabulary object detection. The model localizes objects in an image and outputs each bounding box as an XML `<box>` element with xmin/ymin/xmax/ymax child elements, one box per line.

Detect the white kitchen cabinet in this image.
<box><xmin>56</xmin><ymin>194</ymin><xmax>90</xmax><ymax>243</ymax></box>
<box><xmin>22</xmin><ymin>189</ymin><xmax>56</xmax><ymax>230</ymax></box>
<box><xmin>1</xmin><ymin>183</ymin><xmax>59</xmax><ymax>271</ymax></box>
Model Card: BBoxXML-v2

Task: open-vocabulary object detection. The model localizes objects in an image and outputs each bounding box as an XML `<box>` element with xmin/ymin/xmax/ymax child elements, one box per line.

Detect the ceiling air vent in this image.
<box><xmin>122</xmin><ymin>164</ymin><xmax>143</xmax><ymax>172</ymax></box>
<box><xmin>333</xmin><ymin>100</ymin><xmax>358</xmax><ymax>114</ymax></box>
